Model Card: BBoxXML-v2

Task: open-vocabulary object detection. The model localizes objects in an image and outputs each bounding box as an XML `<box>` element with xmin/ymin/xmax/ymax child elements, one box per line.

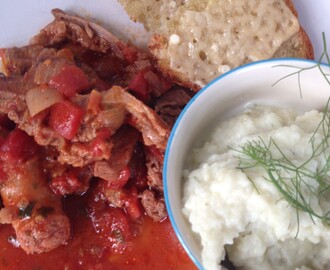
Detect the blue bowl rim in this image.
<box><xmin>163</xmin><ymin>57</ymin><xmax>330</xmax><ymax>270</ymax></box>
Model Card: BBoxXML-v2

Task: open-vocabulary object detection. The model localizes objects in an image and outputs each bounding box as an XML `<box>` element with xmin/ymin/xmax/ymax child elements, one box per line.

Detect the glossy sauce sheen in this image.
<box><xmin>0</xmin><ymin>195</ymin><xmax>196</xmax><ymax>270</ymax></box>
<box><xmin>0</xmin><ymin>10</ymin><xmax>195</xmax><ymax>270</ymax></box>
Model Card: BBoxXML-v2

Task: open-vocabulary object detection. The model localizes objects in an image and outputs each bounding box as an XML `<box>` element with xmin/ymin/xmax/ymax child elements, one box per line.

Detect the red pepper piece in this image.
<box><xmin>0</xmin><ymin>128</ymin><xmax>39</xmax><ymax>162</ymax></box>
<box><xmin>49</xmin><ymin>101</ymin><xmax>84</xmax><ymax>140</ymax></box>
<box><xmin>49</xmin><ymin>65</ymin><xmax>90</xmax><ymax>98</ymax></box>
<box><xmin>128</xmin><ymin>71</ymin><xmax>149</xmax><ymax>102</ymax></box>
<box><xmin>108</xmin><ymin>166</ymin><xmax>131</xmax><ymax>190</ymax></box>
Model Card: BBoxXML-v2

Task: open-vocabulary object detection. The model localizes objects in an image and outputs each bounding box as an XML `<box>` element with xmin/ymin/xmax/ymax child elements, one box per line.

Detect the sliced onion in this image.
<box><xmin>26</xmin><ymin>87</ymin><xmax>63</xmax><ymax>117</ymax></box>
<box><xmin>33</xmin><ymin>58</ymin><xmax>69</xmax><ymax>85</ymax></box>
<box><xmin>0</xmin><ymin>55</ymin><xmax>9</xmax><ymax>77</ymax></box>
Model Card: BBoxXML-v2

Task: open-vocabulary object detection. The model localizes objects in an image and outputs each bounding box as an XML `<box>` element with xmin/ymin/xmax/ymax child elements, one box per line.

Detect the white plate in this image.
<box><xmin>0</xmin><ymin>0</ymin><xmax>149</xmax><ymax>49</ymax></box>
<box><xmin>0</xmin><ymin>0</ymin><xmax>329</xmax><ymax>60</ymax></box>
<box><xmin>292</xmin><ymin>0</ymin><xmax>330</xmax><ymax>60</ymax></box>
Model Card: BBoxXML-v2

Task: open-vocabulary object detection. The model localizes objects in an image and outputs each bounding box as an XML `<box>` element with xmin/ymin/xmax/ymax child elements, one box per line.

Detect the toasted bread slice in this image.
<box><xmin>120</xmin><ymin>0</ymin><xmax>314</xmax><ymax>91</ymax></box>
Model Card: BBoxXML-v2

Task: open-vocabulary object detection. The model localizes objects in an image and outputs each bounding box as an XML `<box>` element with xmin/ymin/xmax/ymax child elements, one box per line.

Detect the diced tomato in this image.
<box><xmin>51</xmin><ymin>166</ymin><xmax>91</xmax><ymax>196</ymax></box>
<box><xmin>89</xmin><ymin>205</ymin><xmax>133</xmax><ymax>253</ymax></box>
<box><xmin>102</xmin><ymin>185</ymin><xmax>142</xmax><ymax>220</ymax></box>
<box><xmin>108</xmin><ymin>166</ymin><xmax>131</xmax><ymax>190</ymax></box>
<box><xmin>51</xmin><ymin>172</ymin><xmax>79</xmax><ymax>196</ymax></box>
<box><xmin>107</xmin><ymin>208</ymin><xmax>132</xmax><ymax>239</ymax></box>
<box><xmin>101</xmin><ymin>186</ymin><xmax>142</xmax><ymax>220</ymax></box>
<box><xmin>117</xmin><ymin>43</ymin><xmax>138</xmax><ymax>64</ymax></box>
<box><xmin>49</xmin><ymin>65</ymin><xmax>90</xmax><ymax>97</ymax></box>
<box><xmin>49</xmin><ymin>101</ymin><xmax>84</xmax><ymax>140</ymax></box>
<box><xmin>0</xmin><ymin>128</ymin><xmax>39</xmax><ymax>162</ymax></box>
<box><xmin>128</xmin><ymin>71</ymin><xmax>149</xmax><ymax>102</ymax></box>
<box><xmin>85</xmin><ymin>128</ymin><xmax>112</xmax><ymax>159</ymax></box>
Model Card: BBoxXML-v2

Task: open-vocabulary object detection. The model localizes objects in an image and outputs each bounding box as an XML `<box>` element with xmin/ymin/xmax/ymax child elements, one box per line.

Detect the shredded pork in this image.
<box><xmin>0</xmin><ymin>8</ymin><xmax>192</xmax><ymax>254</ymax></box>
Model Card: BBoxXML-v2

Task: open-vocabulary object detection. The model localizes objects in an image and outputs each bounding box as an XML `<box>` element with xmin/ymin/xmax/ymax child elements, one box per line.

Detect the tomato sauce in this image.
<box><xmin>0</xmin><ymin>11</ymin><xmax>197</xmax><ymax>269</ymax></box>
<box><xmin>0</xmin><ymin>194</ymin><xmax>197</xmax><ymax>270</ymax></box>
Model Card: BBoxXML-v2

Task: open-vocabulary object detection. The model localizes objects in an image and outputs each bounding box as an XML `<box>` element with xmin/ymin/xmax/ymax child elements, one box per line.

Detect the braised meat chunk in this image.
<box><xmin>0</xmin><ymin>129</ymin><xmax>70</xmax><ymax>254</ymax></box>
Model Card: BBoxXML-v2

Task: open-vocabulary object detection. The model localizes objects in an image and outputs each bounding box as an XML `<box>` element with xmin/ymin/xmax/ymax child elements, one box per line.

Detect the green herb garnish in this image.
<box><xmin>236</xmin><ymin>102</ymin><xmax>330</xmax><ymax>226</ymax></box>
<box><xmin>234</xmin><ymin>33</ymin><xmax>330</xmax><ymax>229</ymax></box>
<box><xmin>18</xmin><ymin>202</ymin><xmax>35</xmax><ymax>219</ymax></box>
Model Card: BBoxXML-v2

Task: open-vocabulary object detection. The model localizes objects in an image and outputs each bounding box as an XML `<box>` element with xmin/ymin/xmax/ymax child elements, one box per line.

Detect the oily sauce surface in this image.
<box><xmin>0</xmin><ymin>195</ymin><xmax>196</xmax><ymax>270</ymax></box>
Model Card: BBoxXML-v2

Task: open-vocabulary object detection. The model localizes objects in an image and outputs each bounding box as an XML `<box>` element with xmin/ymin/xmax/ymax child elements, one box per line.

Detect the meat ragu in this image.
<box><xmin>0</xmin><ymin>7</ymin><xmax>194</xmax><ymax>263</ymax></box>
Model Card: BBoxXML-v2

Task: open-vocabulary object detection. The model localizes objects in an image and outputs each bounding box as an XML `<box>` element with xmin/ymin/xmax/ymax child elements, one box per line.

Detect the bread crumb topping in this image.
<box><xmin>169</xmin><ymin>34</ymin><xmax>180</xmax><ymax>45</ymax></box>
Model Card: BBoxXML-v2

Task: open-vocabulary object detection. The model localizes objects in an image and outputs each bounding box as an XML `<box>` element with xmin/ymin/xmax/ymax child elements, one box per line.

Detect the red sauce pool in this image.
<box><xmin>0</xmin><ymin>195</ymin><xmax>197</xmax><ymax>270</ymax></box>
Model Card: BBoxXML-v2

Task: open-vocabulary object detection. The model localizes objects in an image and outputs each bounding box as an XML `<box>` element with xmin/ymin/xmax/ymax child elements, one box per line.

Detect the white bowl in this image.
<box><xmin>163</xmin><ymin>58</ymin><xmax>330</xmax><ymax>269</ymax></box>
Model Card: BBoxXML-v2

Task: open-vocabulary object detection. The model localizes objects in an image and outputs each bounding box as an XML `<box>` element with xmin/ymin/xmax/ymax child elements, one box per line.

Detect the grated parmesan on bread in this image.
<box><xmin>119</xmin><ymin>0</ymin><xmax>314</xmax><ymax>91</ymax></box>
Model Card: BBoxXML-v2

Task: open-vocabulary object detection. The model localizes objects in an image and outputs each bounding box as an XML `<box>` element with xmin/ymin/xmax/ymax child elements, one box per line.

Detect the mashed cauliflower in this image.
<box><xmin>183</xmin><ymin>105</ymin><xmax>330</xmax><ymax>270</ymax></box>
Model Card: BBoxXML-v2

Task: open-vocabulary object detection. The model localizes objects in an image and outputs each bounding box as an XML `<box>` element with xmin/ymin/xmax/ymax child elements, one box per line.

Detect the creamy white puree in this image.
<box><xmin>183</xmin><ymin>105</ymin><xmax>330</xmax><ymax>270</ymax></box>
